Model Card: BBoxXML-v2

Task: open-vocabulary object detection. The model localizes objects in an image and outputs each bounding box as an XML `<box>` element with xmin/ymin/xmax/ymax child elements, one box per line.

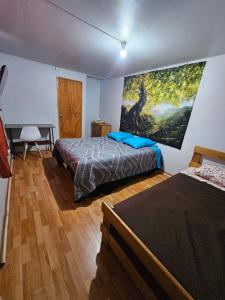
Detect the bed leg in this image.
<box><xmin>57</xmin><ymin>160</ymin><xmax>64</xmax><ymax>167</ymax></box>
<box><xmin>52</xmin><ymin>148</ymin><xmax>64</xmax><ymax>166</ymax></box>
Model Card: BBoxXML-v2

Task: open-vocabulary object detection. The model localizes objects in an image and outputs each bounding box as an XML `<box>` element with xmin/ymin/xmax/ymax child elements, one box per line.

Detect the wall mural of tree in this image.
<box><xmin>120</xmin><ymin>62</ymin><xmax>206</xmax><ymax>149</ymax></box>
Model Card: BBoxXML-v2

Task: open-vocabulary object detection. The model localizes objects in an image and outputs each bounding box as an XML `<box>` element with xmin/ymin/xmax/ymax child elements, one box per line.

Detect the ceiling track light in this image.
<box><xmin>45</xmin><ymin>0</ymin><xmax>128</xmax><ymax>58</ymax></box>
<box><xmin>120</xmin><ymin>41</ymin><xmax>127</xmax><ymax>58</ymax></box>
<box><xmin>45</xmin><ymin>0</ymin><xmax>121</xmax><ymax>42</ymax></box>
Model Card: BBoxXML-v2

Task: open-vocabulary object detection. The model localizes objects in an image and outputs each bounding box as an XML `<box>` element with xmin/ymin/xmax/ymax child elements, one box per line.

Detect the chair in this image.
<box><xmin>20</xmin><ymin>126</ymin><xmax>43</xmax><ymax>160</ymax></box>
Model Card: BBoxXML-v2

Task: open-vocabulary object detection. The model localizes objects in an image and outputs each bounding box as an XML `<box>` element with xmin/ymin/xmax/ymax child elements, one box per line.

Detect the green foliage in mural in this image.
<box><xmin>120</xmin><ymin>62</ymin><xmax>206</xmax><ymax>149</ymax></box>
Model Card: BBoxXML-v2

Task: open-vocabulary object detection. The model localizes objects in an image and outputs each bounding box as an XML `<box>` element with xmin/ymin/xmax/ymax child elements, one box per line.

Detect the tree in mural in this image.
<box><xmin>127</xmin><ymin>82</ymin><xmax>146</xmax><ymax>129</ymax></box>
<box><xmin>120</xmin><ymin>62</ymin><xmax>206</xmax><ymax>148</ymax></box>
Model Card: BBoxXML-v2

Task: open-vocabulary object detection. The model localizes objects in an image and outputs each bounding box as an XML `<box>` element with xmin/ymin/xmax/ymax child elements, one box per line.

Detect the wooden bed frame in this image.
<box><xmin>101</xmin><ymin>145</ymin><xmax>225</xmax><ymax>300</ymax></box>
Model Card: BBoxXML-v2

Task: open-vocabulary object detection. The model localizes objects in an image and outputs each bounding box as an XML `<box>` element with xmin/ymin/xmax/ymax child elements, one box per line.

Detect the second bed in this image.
<box><xmin>53</xmin><ymin>136</ymin><xmax>161</xmax><ymax>200</ymax></box>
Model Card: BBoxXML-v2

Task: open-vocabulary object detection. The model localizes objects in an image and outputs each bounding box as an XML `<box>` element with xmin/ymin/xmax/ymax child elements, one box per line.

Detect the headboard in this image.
<box><xmin>189</xmin><ymin>145</ymin><xmax>225</xmax><ymax>168</ymax></box>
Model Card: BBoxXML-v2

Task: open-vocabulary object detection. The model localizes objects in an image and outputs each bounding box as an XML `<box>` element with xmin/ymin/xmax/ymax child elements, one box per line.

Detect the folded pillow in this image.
<box><xmin>194</xmin><ymin>164</ymin><xmax>225</xmax><ymax>188</ymax></box>
<box><xmin>123</xmin><ymin>136</ymin><xmax>156</xmax><ymax>149</ymax></box>
<box><xmin>107</xmin><ymin>131</ymin><xmax>133</xmax><ymax>142</ymax></box>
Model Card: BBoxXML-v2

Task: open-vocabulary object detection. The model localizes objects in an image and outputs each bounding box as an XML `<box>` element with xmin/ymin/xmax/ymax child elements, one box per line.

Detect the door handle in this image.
<box><xmin>74</xmin><ymin>113</ymin><xmax>80</xmax><ymax>117</ymax></box>
<box><xmin>59</xmin><ymin>114</ymin><xmax>62</xmax><ymax>118</ymax></box>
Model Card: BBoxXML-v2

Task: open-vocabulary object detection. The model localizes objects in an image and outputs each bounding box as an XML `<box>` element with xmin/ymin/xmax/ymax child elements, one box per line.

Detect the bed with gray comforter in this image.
<box><xmin>53</xmin><ymin>136</ymin><xmax>160</xmax><ymax>201</ymax></box>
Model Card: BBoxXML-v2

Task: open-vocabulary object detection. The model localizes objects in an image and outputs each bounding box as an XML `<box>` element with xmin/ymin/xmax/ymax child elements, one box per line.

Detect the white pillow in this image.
<box><xmin>194</xmin><ymin>164</ymin><xmax>225</xmax><ymax>188</ymax></box>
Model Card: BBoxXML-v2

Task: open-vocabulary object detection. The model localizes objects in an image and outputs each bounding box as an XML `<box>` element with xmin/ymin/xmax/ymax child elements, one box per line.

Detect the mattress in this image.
<box><xmin>53</xmin><ymin>136</ymin><xmax>160</xmax><ymax>200</ymax></box>
<box><xmin>113</xmin><ymin>173</ymin><xmax>225</xmax><ymax>299</ymax></box>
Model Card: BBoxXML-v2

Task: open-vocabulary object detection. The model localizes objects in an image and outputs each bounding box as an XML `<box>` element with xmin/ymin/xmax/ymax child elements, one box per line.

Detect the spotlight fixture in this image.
<box><xmin>120</xmin><ymin>41</ymin><xmax>127</xmax><ymax>58</ymax></box>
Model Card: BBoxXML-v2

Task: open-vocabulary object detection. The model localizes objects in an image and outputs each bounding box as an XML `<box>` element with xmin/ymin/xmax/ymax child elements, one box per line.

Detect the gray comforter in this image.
<box><xmin>54</xmin><ymin>137</ymin><xmax>158</xmax><ymax>200</ymax></box>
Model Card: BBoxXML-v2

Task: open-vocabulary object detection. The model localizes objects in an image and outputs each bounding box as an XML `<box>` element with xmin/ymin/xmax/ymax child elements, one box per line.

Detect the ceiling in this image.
<box><xmin>0</xmin><ymin>0</ymin><xmax>225</xmax><ymax>79</ymax></box>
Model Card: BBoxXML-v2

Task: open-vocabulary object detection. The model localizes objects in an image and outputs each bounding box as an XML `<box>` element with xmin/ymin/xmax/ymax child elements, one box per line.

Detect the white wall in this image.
<box><xmin>99</xmin><ymin>77</ymin><xmax>124</xmax><ymax>130</ymax></box>
<box><xmin>0</xmin><ymin>52</ymin><xmax>87</xmax><ymax>138</ymax></box>
<box><xmin>86</xmin><ymin>77</ymin><xmax>101</xmax><ymax>137</ymax></box>
<box><xmin>0</xmin><ymin>95</ymin><xmax>10</xmax><ymax>262</ymax></box>
<box><xmin>100</xmin><ymin>54</ymin><xmax>225</xmax><ymax>174</ymax></box>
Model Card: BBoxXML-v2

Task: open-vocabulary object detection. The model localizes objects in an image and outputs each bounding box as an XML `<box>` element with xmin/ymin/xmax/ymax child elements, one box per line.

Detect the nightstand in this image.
<box><xmin>91</xmin><ymin>122</ymin><xmax>112</xmax><ymax>137</ymax></box>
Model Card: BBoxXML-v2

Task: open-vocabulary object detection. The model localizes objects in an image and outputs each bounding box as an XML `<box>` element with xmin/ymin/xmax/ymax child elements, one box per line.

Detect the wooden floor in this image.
<box><xmin>0</xmin><ymin>151</ymin><xmax>168</xmax><ymax>300</ymax></box>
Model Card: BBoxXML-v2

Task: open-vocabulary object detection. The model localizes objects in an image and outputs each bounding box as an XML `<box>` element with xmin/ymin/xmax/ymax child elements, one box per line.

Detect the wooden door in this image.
<box><xmin>57</xmin><ymin>77</ymin><xmax>82</xmax><ymax>138</ymax></box>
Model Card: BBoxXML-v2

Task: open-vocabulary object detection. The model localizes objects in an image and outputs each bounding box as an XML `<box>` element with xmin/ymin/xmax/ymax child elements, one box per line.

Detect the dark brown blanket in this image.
<box><xmin>114</xmin><ymin>173</ymin><xmax>225</xmax><ymax>300</ymax></box>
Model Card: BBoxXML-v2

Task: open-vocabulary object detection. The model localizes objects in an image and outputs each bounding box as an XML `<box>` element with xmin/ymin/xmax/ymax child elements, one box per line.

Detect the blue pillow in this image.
<box><xmin>107</xmin><ymin>131</ymin><xmax>133</xmax><ymax>142</ymax></box>
<box><xmin>123</xmin><ymin>136</ymin><xmax>156</xmax><ymax>148</ymax></box>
